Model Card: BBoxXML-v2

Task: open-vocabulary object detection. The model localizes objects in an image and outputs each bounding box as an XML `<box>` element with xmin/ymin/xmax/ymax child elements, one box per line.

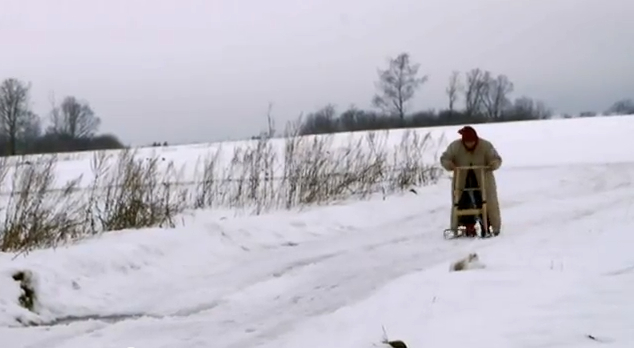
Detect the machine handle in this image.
<box><xmin>453</xmin><ymin>165</ymin><xmax>491</xmax><ymax>171</ymax></box>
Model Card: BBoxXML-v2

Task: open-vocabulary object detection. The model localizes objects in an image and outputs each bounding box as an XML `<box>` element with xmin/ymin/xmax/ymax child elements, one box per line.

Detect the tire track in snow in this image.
<box><xmin>202</xmin><ymin>165</ymin><xmax>634</xmax><ymax>347</ymax></box>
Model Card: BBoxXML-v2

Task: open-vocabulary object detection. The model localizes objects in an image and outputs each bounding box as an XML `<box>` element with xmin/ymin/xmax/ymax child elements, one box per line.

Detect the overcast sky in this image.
<box><xmin>1</xmin><ymin>0</ymin><xmax>632</xmax><ymax>145</ymax></box>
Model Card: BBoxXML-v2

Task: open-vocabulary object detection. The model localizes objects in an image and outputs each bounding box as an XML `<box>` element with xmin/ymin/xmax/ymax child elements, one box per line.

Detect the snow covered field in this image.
<box><xmin>1</xmin><ymin>116</ymin><xmax>634</xmax><ymax>347</ymax></box>
<box><xmin>2</xmin><ymin>114</ymin><xmax>630</xmax><ymax>189</ymax></box>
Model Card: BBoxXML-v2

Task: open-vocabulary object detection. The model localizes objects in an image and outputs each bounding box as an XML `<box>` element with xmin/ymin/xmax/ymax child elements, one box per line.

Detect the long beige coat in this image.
<box><xmin>440</xmin><ymin>138</ymin><xmax>503</xmax><ymax>231</ymax></box>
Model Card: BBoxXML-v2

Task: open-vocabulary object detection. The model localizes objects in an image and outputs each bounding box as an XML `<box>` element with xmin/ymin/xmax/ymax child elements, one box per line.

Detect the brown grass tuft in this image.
<box><xmin>0</xmin><ymin>127</ymin><xmax>444</xmax><ymax>252</ymax></box>
<box><xmin>0</xmin><ymin>155</ymin><xmax>84</xmax><ymax>254</ymax></box>
<box><xmin>87</xmin><ymin>149</ymin><xmax>188</xmax><ymax>233</ymax></box>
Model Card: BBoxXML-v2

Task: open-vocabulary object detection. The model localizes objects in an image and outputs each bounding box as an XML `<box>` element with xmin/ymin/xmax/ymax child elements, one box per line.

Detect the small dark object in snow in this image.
<box><xmin>586</xmin><ymin>334</ymin><xmax>613</xmax><ymax>343</ymax></box>
<box><xmin>409</xmin><ymin>188</ymin><xmax>417</xmax><ymax>194</ymax></box>
<box><xmin>386</xmin><ymin>340</ymin><xmax>407</xmax><ymax>348</ymax></box>
<box><xmin>12</xmin><ymin>270</ymin><xmax>36</xmax><ymax>311</ymax></box>
<box><xmin>450</xmin><ymin>252</ymin><xmax>481</xmax><ymax>272</ymax></box>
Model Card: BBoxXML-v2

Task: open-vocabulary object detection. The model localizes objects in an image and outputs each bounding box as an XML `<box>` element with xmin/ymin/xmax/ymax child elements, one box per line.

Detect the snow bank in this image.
<box><xmin>0</xmin><ymin>185</ymin><xmax>442</xmax><ymax>327</ymax></box>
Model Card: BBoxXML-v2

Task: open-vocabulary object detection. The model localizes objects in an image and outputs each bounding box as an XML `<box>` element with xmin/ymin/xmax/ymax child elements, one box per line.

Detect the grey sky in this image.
<box><xmin>1</xmin><ymin>0</ymin><xmax>633</xmax><ymax>146</ymax></box>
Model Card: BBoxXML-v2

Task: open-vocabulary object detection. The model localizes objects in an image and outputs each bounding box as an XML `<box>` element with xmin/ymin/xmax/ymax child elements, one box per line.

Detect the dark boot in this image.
<box><xmin>464</xmin><ymin>223</ymin><xmax>477</xmax><ymax>237</ymax></box>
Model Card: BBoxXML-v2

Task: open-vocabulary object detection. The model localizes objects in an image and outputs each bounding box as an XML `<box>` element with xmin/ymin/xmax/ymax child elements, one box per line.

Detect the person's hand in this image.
<box><xmin>488</xmin><ymin>160</ymin><xmax>501</xmax><ymax>171</ymax></box>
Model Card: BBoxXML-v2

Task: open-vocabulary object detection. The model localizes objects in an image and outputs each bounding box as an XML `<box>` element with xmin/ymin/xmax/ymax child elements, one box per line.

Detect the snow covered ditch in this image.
<box><xmin>0</xmin><ymin>190</ymin><xmax>429</xmax><ymax>327</ymax></box>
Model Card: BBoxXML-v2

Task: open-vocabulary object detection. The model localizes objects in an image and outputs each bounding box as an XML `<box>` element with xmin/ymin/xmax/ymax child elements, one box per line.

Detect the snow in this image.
<box><xmin>1</xmin><ymin>115</ymin><xmax>634</xmax><ymax>347</ymax></box>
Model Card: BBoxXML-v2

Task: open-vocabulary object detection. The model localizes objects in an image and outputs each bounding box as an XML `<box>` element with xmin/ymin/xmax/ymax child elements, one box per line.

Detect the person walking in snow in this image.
<box><xmin>440</xmin><ymin>126</ymin><xmax>502</xmax><ymax>237</ymax></box>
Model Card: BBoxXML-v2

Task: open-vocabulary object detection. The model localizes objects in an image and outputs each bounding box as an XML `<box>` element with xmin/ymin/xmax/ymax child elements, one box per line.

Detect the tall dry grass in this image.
<box><xmin>0</xmin><ymin>128</ymin><xmax>445</xmax><ymax>254</ymax></box>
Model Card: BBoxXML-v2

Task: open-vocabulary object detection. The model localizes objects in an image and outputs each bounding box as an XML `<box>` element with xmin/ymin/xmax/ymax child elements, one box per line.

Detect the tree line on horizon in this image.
<box><xmin>3</xmin><ymin>52</ymin><xmax>634</xmax><ymax>157</ymax></box>
<box><xmin>0</xmin><ymin>78</ymin><xmax>124</xmax><ymax>157</ymax></box>
<box><xmin>278</xmin><ymin>52</ymin><xmax>634</xmax><ymax>137</ymax></box>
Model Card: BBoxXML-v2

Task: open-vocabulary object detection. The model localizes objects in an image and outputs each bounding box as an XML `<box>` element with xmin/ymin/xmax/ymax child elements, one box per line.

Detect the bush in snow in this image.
<box><xmin>84</xmin><ymin>149</ymin><xmax>189</xmax><ymax>233</ymax></box>
<box><xmin>0</xmin><ymin>155</ymin><xmax>84</xmax><ymax>252</ymax></box>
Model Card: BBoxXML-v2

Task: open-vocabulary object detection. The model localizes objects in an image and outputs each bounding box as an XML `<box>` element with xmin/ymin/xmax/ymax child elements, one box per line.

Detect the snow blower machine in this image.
<box><xmin>443</xmin><ymin>165</ymin><xmax>499</xmax><ymax>239</ymax></box>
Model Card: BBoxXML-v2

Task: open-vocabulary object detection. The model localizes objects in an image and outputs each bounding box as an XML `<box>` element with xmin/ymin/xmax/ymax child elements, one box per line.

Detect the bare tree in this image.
<box><xmin>464</xmin><ymin>68</ymin><xmax>489</xmax><ymax>117</ymax></box>
<box><xmin>266</xmin><ymin>102</ymin><xmax>276</xmax><ymax>138</ymax></box>
<box><xmin>482</xmin><ymin>74</ymin><xmax>514</xmax><ymax>120</ymax></box>
<box><xmin>339</xmin><ymin>105</ymin><xmax>363</xmax><ymax>131</ymax></box>
<box><xmin>372</xmin><ymin>53</ymin><xmax>428</xmax><ymax>120</ymax></box>
<box><xmin>508</xmin><ymin>96</ymin><xmax>551</xmax><ymax>120</ymax></box>
<box><xmin>253</xmin><ymin>102</ymin><xmax>277</xmax><ymax>140</ymax></box>
<box><xmin>446</xmin><ymin>71</ymin><xmax>462</xmax><ymax>112</ymax></box>
<box><xmin>49</xmin><ymin>96</ymin><xmax>100</xmax><ymax>138</ymax></box>
<box><xmin>0</xmin><ymin>78</ymin><xmax>34</xmax><ymax>155</ymax></box>
<box><xmin>299</xmin><ymin>104</ymin><xmax>338</xmax><ymax>135</ymax></box>
<box><xmin>21</xmin><ymin>111</ymin><xmax>41</xmax><ymax>140</ymax></box>
<box><xmin>606</xmin><ymin>98</ymin><xmax>634</xmax><ymax>115</ymax></box>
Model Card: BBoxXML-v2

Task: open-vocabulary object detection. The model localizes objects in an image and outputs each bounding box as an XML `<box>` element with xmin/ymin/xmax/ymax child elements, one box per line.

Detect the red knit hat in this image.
<box><xmin>458</xmin><ymin>126</ymin><xmax>478</xmax><ymax>142</ymax></box>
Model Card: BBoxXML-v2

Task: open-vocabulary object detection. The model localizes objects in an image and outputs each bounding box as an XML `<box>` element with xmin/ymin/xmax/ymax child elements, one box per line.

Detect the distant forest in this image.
<box><xmin>2</xmin><ymin>52</ymin><xmax>633</xmax><ymax>156</ymax></box>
